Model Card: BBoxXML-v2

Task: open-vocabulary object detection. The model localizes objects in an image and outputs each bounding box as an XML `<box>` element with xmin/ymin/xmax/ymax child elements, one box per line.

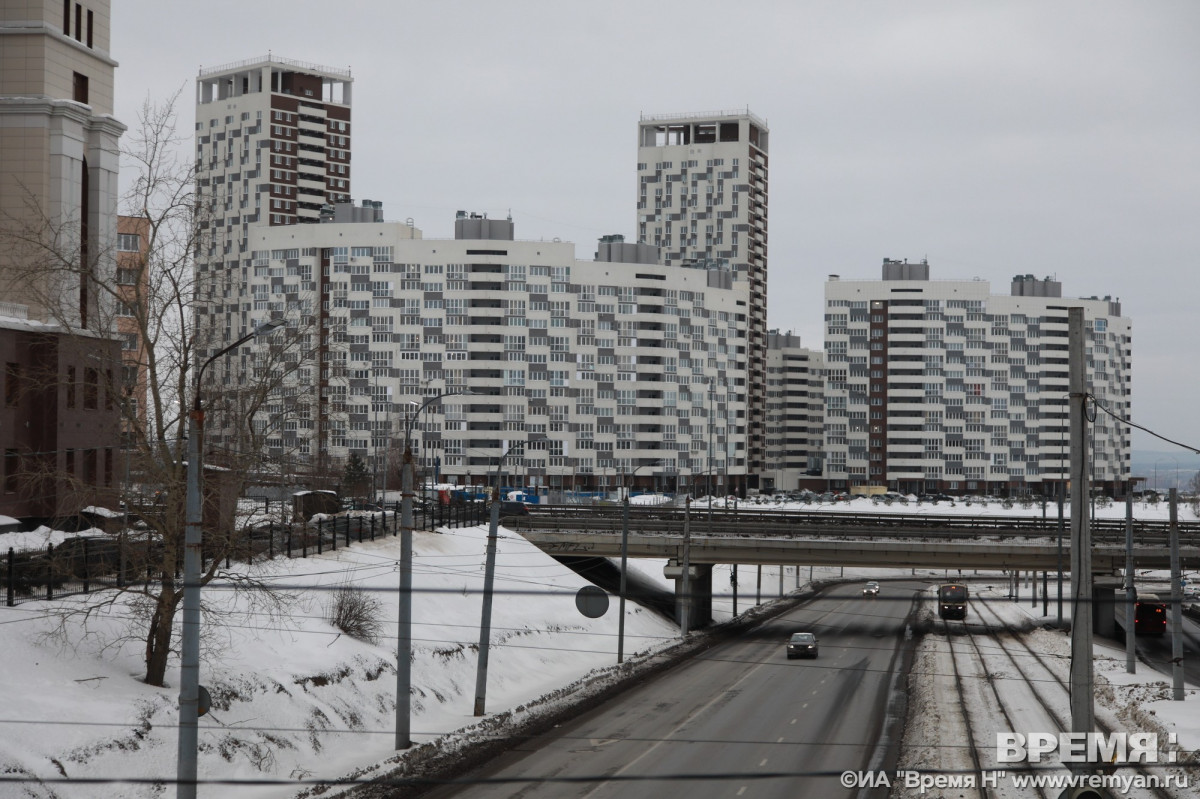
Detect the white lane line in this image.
<box><xmin>737</xmin><ymin>788</ymin><xmax>747</xmax><ymax>796</ymax></box>
<box><xmin>759</xmin><ymin>758</ymin><xmax>768</xmax><ymax>767</ymax></box>
<box><xmin>578</xmin><ymin>649</ymin><xmax>776</xmax><ymax>798</ymax></box>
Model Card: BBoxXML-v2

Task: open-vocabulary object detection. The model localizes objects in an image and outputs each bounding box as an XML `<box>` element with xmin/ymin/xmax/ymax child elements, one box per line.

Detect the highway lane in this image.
<box><xmin>423</xmin><ymin>583</ymin><xmax>922</xmax><ymax>799</ymax></box>
<box><xmin>1113</xmin><ymin>607</ymin><xmax>1200</xmax><ymax>686</ymax></box>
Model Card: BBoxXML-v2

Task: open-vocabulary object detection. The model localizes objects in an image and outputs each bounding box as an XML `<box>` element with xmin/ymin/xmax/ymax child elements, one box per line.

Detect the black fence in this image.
<box><xmin>3</xmin><ymin>499</ymin><xmax>490</xmax><ymax>607</ymax></box>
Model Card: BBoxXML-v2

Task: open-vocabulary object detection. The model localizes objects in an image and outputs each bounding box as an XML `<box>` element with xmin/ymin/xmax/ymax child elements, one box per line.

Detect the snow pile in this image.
<box><xmin>0</xmin><ymin>523</ymin><xmax>680</xmax><ymax>798</ymax></box>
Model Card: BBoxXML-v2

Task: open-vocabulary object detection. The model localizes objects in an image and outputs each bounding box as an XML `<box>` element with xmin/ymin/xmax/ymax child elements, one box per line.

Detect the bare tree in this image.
<box><xmin>1</xmin><ymin>90</ymin><xmax>319</xmax><ymax>687</ymax></box>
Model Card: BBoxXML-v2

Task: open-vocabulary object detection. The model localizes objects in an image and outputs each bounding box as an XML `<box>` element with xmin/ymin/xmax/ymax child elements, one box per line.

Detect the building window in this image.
<box><xmin>117</xmin><ymin>233</ymin><xmax>141</xmax><ymax>252</ymax></box>
<box><xmin>83</xmin><ymin>367</ymin><xmax>98</xmax><ymax>410</ymax></box>
<box><xmin>84</xmin><ymin>449</ymin><xmax>98</xmax><ymax>486</ymax></box>
<box><xmin>4</xmin><ymin>450</ymin><xmax>19</xmax><ymax>494</ymax></box>
<box><xmin>73</xmin><ymin>71</ymin><xmax>88</xmax><ymax>104</ymax></box>
<box><xmin>66</xmin><ymin>365</ymin><xmax>76</xmax><ymax>408</ymax></box>
<box><xmin>117</xmin><ymin>268</ymin><xmax>140</xmax><ymax>285</ymax></box>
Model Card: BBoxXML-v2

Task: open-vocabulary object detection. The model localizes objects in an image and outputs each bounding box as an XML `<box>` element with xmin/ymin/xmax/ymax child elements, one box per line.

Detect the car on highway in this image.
<box><xmin>862</xmin><ymin>581</ymin><xmax>880</xmax><ymax>597</ymax></box>
<box><xmin>786</xmin><ymin>631</ymin><xmax>819</xmax><ymax>659</ymax></box>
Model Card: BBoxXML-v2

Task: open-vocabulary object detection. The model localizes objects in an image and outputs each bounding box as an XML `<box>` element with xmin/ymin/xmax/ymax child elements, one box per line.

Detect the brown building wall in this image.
<box><xmin>0</xmin><ymin>323</ymin><xmax>121</xmax><ymax>521</ymax></box>
<box><xmin>116</xmin><ymin>214</ymin><xmax>149</xmax><ymax>432</ymax></box>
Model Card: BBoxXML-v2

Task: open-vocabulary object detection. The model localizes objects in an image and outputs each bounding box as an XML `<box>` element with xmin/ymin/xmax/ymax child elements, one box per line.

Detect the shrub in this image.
<box><xmin>328</xmin><ymin>579</ymin><xmax>382</xmax><ymax>644</ymax></box>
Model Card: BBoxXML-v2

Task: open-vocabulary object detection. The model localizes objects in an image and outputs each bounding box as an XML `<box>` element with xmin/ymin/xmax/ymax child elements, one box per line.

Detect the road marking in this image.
<box><xmin>737</xmin><ymin>788</ymin><xmax>747</xmax><ymax>796</ymax></box>
<box><xmin>777</xmin><ymin>737</ymin><xmax>784</xmax><ymax>743</ymax></box>
<box><xmin>577</xmin><ymin>648</ymin><xmax>776</xmax><ymax>798</ymax></box>
<box><xmin>759</xmin><ymin>758</ymin><xmax>768</xmax><ymax>767</ymax></box>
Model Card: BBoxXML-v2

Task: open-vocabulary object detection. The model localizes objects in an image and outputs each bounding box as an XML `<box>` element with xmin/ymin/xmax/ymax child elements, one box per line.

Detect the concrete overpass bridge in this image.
<box><xmin>511</xmin><ymin>509</ymin><xmax>1200</xmax><ymax>630</ymax></box>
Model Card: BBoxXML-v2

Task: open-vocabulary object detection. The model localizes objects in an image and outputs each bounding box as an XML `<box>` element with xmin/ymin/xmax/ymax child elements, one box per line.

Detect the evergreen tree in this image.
<box><xmin>343</xmin><ymin>453</ymin><xmax>372</xmax><ymax>499</ymax></box>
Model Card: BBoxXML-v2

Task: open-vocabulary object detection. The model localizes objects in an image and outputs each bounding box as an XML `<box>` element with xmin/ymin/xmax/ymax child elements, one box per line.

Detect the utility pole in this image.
<box><xmin>618</xmin><ymin>490</ymin><xmax>630</xmax><ymax>663</ymax></box>
<box><xmin>474</xmin><ymin>456</ymin><xmax>505</xmax><ymax>715</ymax></box>
<box><xmin>1125</xmin><ymin>491</ymin><xmax>1135</xmax><ymax>674</ymax></box>
<box><xmin>474</xmin><ymin>439</ymin><xmax>535</xmax><ymax>715</ymax></box>
<box><xmin>178</xmin><ymin>318</ymin><xmax>283</xmax><ymax>799</ymax></box>
<box><xmin>1067</xmin><ymin>307</ymin><xmax>1094</xmax><ymax>737</ymax></box>
<box><xmin>680</xmin><ymin>496</ymin><xmax>692</xmax><ymax>637</ymax></box>
<box><xmin>396</xmin><ymin>390</ymin><xmax>468</xmax><ymax>746</ymax></box>
<box><xmin>1170</xmin><ymin>488</ymin><xmax>1184</xmax><ymax>700</ymax></box>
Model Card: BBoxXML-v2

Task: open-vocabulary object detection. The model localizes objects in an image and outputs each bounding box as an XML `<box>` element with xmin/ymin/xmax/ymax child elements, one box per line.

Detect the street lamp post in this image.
<box><xmin>475</xmin><ymin>438</ymin><xmax>538</xmax><ymax>716</ymax></box>
<box><xmin>396</xmin><ymin>389</ymin><xmax>468</xmax><ymax>749</ymax></box>
<box><xmin>619</xmin><ymin>459</ymin><xmax>661</xmax><ymax>664</ymax></box>
<box><xmin>178</xmin><ymin>318</ymin><xmax>283</xmax><ymax>799</ymax></box>
<box><xmin>1155</xmin><ymin>456</ymin><xmax>1179</xmax><ymax>494</ymax></box>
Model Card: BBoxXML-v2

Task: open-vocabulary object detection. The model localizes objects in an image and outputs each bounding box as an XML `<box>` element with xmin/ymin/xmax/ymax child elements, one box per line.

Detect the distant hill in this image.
<box><xmin>1131</xmin><ymin>449</ymin><xmax>1200</xmax><ymax>491</ymax></box>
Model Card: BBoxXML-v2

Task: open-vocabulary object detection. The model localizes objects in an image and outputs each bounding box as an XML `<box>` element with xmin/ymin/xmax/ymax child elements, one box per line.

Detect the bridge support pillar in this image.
<box><xmin>666</xmin><ymin>561</ymin><xmax>712</xmax><ymax>632</ymax></box>
<box><xmin>1093</xmin><ymin>577</ymin><xmax>1121</xmax><ymax>638</ymax></box>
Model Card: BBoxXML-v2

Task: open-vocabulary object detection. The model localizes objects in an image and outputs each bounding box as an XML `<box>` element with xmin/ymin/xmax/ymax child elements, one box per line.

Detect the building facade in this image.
<box><xmin>233</xmin><ymin>209</ymin><xmax>751</xmax><ymax>497</ymax></box>
<box><xmin>193</xmin><ymin>55</ymin><xmax>352</xmax><ymax>351</ymax></box>
<box><xmin>636</xmin><ymin>111</ymin><xmax>769</xmax><ymax>488</ymax></box>
<box><xmin>1</xmin><ymin>0</ymin><xmax>124</xmax><ymax>329</ymax></box>
<box><xmin>1</xmin><ymin>303</ymin><xmax>122</xmax><ymax>522</ymax></box>
<box><xmin>115</xmin><ymin>214</ymin><xmax>148</xmax><ymax>431</ymax></box>
<box><xmin>823</xmin><ymin>260</ymin><xmax>1131</xmax><ymax>496</ymax></box>
<box><xmin>762</xmin><ymin>329</ymin><xmax>824</xmax><ymax>493</ymax></box>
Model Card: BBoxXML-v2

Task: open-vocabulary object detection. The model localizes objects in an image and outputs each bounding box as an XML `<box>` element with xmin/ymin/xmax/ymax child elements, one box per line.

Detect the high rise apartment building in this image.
<box><xmin>763</xmin><ymin>330</ymin><xmax>824</xmax><ymax>493</ymax></box>
<box><xmin>1</xmin><ymin>0</ymin><xmax>124</xmax><ymax>328</ymax></box>
<box><xmin>239</xmin><ymin>209</ymin><xmax>750</xmax><ymax>496</ymax></box>
<box><xmin>823</xmin><ymin>260</ymin><xmax>1132</xmax><ymax>496</ymax></box>
<box><xmin>636</xmin><ymin>111</ymin><xmax>769</xmax><ymax>488</ymax></box>
<box><xmin>193</xmin><ymin>56</ymin><xmax>352</xmax><ymax>347</ymax></box>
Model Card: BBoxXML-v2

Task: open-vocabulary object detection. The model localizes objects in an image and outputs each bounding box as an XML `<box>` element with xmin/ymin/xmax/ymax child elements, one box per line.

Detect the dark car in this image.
<box><xmin>786</xmin><ymin>631</ymin><xmax>819</xmax><ymax>659</ymax></box>
<box><xmin>862</xmin><ymin>581</ymin><xmax>880</xmax><ymax>597</ymax></box>
<box><xmin>499</xmin><ymin>501</ymin><xmax>531</xmax><ymax>517</ymax></box>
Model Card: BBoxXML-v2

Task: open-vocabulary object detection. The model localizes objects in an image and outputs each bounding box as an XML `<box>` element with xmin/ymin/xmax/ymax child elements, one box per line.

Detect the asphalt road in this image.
<box><xmin>423</xmin><ymin>583</ymin><xmax>921</xmax><ymax>799</ymax></box>
<box><xmin>1113</xmin><ymin>606</ymin><xmax>1200</xmax><ymax>686</ymax></box>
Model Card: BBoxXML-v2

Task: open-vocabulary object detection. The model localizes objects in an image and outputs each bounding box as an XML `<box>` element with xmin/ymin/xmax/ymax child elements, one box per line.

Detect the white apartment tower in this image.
<box><xmin>823</xmin><ymin>260</ymin><xmax>1132</xmax><ymax>496</ymax></box>
<box><xmin>1</xmin><ymin>0</ymin><xmax>124</xmax><ymax>328</ymax></box>
<box><xmin>240</xmin><ymin>209</ymin><xmax>750</xmax><ymax>496</ymax></box>
<box><xmin>637</xmin><ymin>111</ymin><xmax>769</xmax><ymax>488</ymax></box>
<box><xmin>194</xmin><ymin>56</ymin><xmax>352</xmax><ymax>348</ymax></box>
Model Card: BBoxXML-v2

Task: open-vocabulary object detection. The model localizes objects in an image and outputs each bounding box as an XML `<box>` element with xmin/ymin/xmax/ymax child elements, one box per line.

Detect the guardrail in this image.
<box><xmin>503</xmin><ymin>505</ymin><xmax>1200</xmax><ymax>543</ymax></box>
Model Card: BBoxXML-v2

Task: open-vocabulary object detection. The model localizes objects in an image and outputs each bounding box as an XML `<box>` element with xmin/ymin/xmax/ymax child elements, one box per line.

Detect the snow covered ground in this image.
<box><xmin>0</xmin><ymin>495</ymin><xmax>1197</xmax><ymax>797</ymax></box>
<box><xmin>896</xmin><ymin>579</ymin><xmax>1199</xmax><ymax>798</ymax></box>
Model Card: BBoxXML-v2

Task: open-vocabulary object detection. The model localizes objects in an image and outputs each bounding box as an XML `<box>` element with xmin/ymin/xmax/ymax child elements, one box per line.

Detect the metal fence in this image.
<box><xmin>3</xmin><ymin>499</ymin><xmax>489</xmax><ymax>607</ymax></box>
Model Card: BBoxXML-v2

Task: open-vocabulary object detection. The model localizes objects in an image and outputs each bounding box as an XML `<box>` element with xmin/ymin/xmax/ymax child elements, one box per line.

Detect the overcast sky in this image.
<box><xmin>112</xmin><ymin>1</ymin><xmax>1200</xmax><ymax>456</ymax></box>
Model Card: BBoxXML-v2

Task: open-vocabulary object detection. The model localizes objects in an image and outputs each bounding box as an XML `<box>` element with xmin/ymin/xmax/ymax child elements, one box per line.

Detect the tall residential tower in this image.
<box><xmin>636</xmin><ymin>111</ymin><xmax>768</xmax><ymax>488</ymax></box>
<box><xmin>194</xmin><ymin>56</ymin><xmax>352</xmax><ymax>349</ymax></box>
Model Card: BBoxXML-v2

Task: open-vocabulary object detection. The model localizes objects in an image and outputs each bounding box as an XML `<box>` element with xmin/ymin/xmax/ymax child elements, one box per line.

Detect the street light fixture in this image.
<box><xmin>395</xmin><ymin>388</ymin><xmax>470</xmax><ymax>750</ymax></box>
<box><xmin>1154</xmin><ymin>456</ymin><xmax>1180</xmax><ymax>494</ymax></box>
<box><xmin>178</xmin><ymin>317</ymin><xmax>284</xmax><ymax>799</ymax></box>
